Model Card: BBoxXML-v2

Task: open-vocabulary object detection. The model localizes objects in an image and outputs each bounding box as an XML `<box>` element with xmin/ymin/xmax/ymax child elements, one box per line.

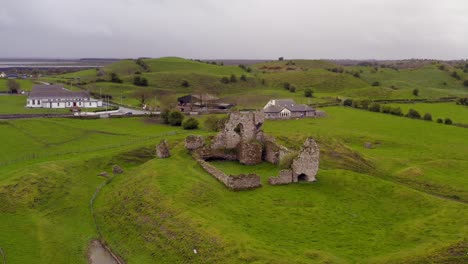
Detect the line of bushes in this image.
<box><xmin>161</xmin><ymin>110</ymin><xmax>199</xmax><ymax>130</ymax></box>
<box><xmin>344</xmin><ymin>99</ymin><xmax>457</xmax><ymax>125</ymax></box>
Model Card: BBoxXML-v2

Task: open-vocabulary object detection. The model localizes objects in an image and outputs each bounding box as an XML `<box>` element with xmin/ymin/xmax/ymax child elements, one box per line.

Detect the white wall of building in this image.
<box><xmin>26</xmin><ymin>98</ymin><xmax>103</xmax><ymax>108</ymax></box>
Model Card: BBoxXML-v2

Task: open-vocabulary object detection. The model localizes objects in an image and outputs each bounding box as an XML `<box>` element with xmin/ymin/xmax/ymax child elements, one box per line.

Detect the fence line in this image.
<box><xmin>0</xmin><ymin>130</ymin><xmax>187</xmax><ymax>167</ymax></box>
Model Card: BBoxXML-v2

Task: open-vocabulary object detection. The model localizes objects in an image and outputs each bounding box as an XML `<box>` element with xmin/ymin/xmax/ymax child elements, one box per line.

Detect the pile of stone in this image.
<box><xmin>156</xmin><ymin>140</ymin><xmax>171</xmax><ymax>158</ymax></box>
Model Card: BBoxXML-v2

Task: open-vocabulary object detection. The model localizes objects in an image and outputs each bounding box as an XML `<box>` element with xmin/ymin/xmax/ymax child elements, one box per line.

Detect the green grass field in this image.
<box><xmin>1</xmin><ymin>107</ymin><xmax>466</xmax><ymax>263</ymax></box>
<box><xmin>386</xmin><ymin>102</ymin><xmax>468</xmax><ymax>124</ymax></box>
<box><xmin>0</xmin><ymin>79</ymin><xmax>35</xmax><ymax>92</ymax></box>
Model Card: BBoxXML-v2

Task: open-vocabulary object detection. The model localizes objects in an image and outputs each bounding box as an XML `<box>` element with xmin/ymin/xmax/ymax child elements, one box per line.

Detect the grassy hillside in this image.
<box><xmin>39</xmin><ymin>58</ymin><xmax>468</xmax><ymax>110</ymax></box>
<box><xmin>1</xmin><ymin>108</ymin><xmax>466</xmax><ymax>263</ymax></box>
<box><xmin>385</xmin><ymin>102</ymin><xmax>468</xmax><ymax>124</ymax></box>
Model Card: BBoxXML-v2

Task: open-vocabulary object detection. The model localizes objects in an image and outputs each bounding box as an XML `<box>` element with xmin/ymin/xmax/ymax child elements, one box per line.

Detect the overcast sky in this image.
<box><xmin>1</xmin><ymin>0</ymin><xmax>467</xmax><ymax>59</ymax></box>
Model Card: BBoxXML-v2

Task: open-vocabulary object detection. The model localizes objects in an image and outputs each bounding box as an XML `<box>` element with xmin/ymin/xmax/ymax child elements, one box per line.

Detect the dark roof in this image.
<box><xmin>29</xmin><ymin>85</ymin><xmax>89</xmax><ymax>99</ymax></box>
<box><xmin>264</xmin><ymin>99</ymin><xmax>314</xmax><ymax>113</ymax></box>
<box><xmin>178</xmin><ymin>93</ymin><xmax>219</xmax><ymax>102</ymax></box>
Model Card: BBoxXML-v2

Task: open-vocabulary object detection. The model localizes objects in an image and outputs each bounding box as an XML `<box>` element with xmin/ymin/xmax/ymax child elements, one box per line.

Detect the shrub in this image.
<box><xmin>7</xmin><ymin>79</ymin><xmax>20</xmax><ymax>94</ymax></box>
<box><xmin>407</xmin><ymin>109</ymin><xmax>421</xmax><ymax>119</ymax></box>
<box><xmin>423</xmin><ymin>113</ymin><xmax>432</xmax><ymax>121</ymax></box>
<box><xmin>283</xmin><ymin>82</ymin><xmax>291</xmax><ymax>90</ymax></box>
<box><xmin>220</xmin><ymin>77</ymin><xmax>230</xmax><ymax>84</ymax></box>
<box><xmin>168</xmin><ymin>111</ymin><xmax>184</xmax><ymax>126</ymax></box>
<box><xmin>289</xmin><ymin>86</ymin><xmax>296</xmax><ymax>93</ymax></box>
<box><xmin>304</xmin><ymin>88</ymin><xmax>313</xmax><ymax>98</ymax></box>
<box><xmin>133</xmin><ymin>76</ymin><xmax>148</xmax><ymax>86</ymax></box>
<box><xmin>452</xmin><ymin>71</ymin><xmax>461</xmax><ymax>80</ymax></box>
<box><xmin>463</xmin><ymin>80</ymin><xmax>468</xmax><ymax>87</ymax></box>
<box><xmin>110</xmin><ymin>72</ymin><xmax>122</xmax><ymax>83</ymax></box>
<box><xmin>204</xmin><ymin>115</ymin><xmax>228</xmax><ymax>131</ymax></box>
<box><xmin>412</xmin><ymin>89</ymin><xmax>419</xmax><ymax>96</ymax></box>
<box><xmin>230</xmin><ymin>74</ymin><xmax>237</xmax><ymax>83</ymax></box>
<box><xmin>182</xmin><ymin>117</ymin><xmax>199</xmax><ymax>130</ymax></box>
<box><xmin>372</xmin><ymin>81</ymin><xmax>380</xmax><ymax>86</ymax></box>
<box><xmin>368</xmin><ymin>103</ymin><xmax>381</xmax><ymax>112</ymax></box>
<box><xmin>360</xmin><ymin>100</ymin><xmax>370</xmax><ymax>109</ymax></box>
<box><xmin>390</xmin><ymin>107</ymin><xmax>402</xmax><ymax>116</ymax></box>
<box><xmin>436</xmin><ymin>118</ymin><xmax>443</xmax><ymax>123</ymax></box>
<box><xmin>240</xmin><ymin>75</ymin><xmax>247</xmax><ymax>81</ymax></box>
<box><xmin>444</xmin><ymin>118</ymin><xmax>453</xmax><ymax>125</ymax></box>
<box><xmin>353</xmin><ymin>72</ymin><xmax>360</xmax><ymax>78</ymax></box>
<box><xmin>457</xmin><ymin>97</ymin><xmax>468</xmax><ymax>106</ymax></box>
<box><xmin>278</xmin><ymin>57</ymin><xmax>284</xmax><ymax>61</ymax></box>
<box><xmin>381</xmin><ymin>105</ymin><xmax>391</xmax><ymax>114</ymax></box>
<box><xmin>181</xmin><ymin>80</ymin><xmax>190</xmax><ymax>87</ymax></box>
<box><xmin>161</xmin><ymin>109</ymin><xmax>171</xmax><ymax>124</ymax></box>
<box><xmin>343</xmin><ymin>98</ymin><xmax>353</xmax><ymax>107</ymax></box>
<box><xmin>136</xmin><ymin>58</ymin><xmax>150</xmax><ymax>71</ymax></box>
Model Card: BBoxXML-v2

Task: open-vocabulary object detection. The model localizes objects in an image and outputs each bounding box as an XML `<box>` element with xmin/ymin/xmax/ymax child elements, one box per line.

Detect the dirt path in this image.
<box><xmin>88</xmin><ymin>240</ymin><xmax>119</xmax><ymax>264</ymax></box>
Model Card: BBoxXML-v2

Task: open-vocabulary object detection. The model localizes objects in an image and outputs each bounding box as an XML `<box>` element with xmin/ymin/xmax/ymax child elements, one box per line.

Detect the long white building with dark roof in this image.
<box><xmin>262</xmin><ymin>99</ymin><xmax>325</xmax><ymax>119</ymax></box>
<box><xmin>26</xmin><ymin>85</ymin><xmax>102</xmax><ymax>109</ymax></box>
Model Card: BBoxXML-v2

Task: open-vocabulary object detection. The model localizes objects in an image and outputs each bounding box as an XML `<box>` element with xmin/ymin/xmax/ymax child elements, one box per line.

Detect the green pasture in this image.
<box><xmin>385</xmin><ymin>102</ymin><xmax>468</xmax><ymax>124</ymax></box>
<box><xmin>0</xmin><ymin>107</ymin><xmax>466</xmax><ymax>263</ymax></box>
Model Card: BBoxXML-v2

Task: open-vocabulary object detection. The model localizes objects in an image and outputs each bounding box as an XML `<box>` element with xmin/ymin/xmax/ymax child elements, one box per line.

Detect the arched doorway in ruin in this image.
<box><xmin>297</xmin><ymin>174</ymin><xmax>308</xmax><ymax>182</ymax></box>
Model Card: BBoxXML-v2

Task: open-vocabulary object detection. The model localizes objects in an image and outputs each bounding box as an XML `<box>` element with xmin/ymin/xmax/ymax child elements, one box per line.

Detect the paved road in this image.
<box><xmin>103</xmin><ymin>102</ymin><xmax>152</xmax><ymax>115</ymax></box>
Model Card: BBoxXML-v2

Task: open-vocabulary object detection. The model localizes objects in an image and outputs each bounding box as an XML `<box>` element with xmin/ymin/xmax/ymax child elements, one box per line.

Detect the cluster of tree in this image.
<box><xmin>327</xmin><ymin>67</ymin><xmax>344</xmax><ymax>73</ymax></box>
<box><xmin>344</xmin><ymin>99</ymin><xmax>454</xmax><ymax>125</ymax></box>
<box><xmin>193</xmin><ymin>59</ymin><xmax>223</xmax><ymax>66</ymax></box>
<box><xmin>451</xmin><ymin>71</ymin><xmax>461</xmax><ymax>80</ymax></box>
<box><xmin>133</xmin><ymin>76</ymin><xmax>148</xmax><ymax>86</ymax></box>
<box><xmin>457</xmin><ymin>97</ymin><xmax>468</xmax><ymax>106</ymax></box>
<box><xmin>110</xmin><ymin>72</ymin><xmax>123</xmax><ymax>83</ymax></box>
<box><xmin>326</xmin><ymin>67</ymin><xmax>362</xmax><ymax>78</ymax></box>
<box><xmin>220</xmin><ymin>74</ymin><xmax>247</xmax><ymax>84</ymax></box>
<box><xmin>204</xmin><ymin>115</ymin><xmax>228</xmax><ymax>131</ymax></box>
<box><xmin>160</xmin><ymin>110</ymin><xmax>199</xmax><ymax>129</ymax></box>
<box><xmin>7</xmin><ymin>79</ymin><xmax>20</xmax><ymax>94</ymax></box>
<box><xmin>135</xmin><ymin>58</ymin><xmax>150</xmax><ymax>72</ymax></box>
<box><xmin>372</xmin><ymin>81</ymin><xmax>380</xmax><ymax>86</ymax></box>
<box><xmin>304</xmin><ymin>88</ymin><xmax>314</xmax><ymax>98</ymax></box>
<box><xmin>181</xmin><ymin>80</ymin><xmax>190</xmax><ymax>87</ymax></box>
<box><xmin>238</xmin><ymin>64</ymin><xmax>252</xmax><ymax>73</ymax></box>
<box><xmin>283</xmin><ymin>82</ymin><xmax>296</xmax><ymax>93</ymax></box>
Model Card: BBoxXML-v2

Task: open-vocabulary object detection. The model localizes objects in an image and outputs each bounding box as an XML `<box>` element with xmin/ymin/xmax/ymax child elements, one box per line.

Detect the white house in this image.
<box><xmin>262</xmin><ymin>99</ymin><xmax>325</xmax><ymax>119</ymax></box>
<box><xmin>0</xmin><ymin>72</ymin><xmax>6</xmax><ymax>78</ymax></box>
<box><xmin>26</xmin><ymin>85</ymin><xmax>103</xmax><ymax>109</ymax></box>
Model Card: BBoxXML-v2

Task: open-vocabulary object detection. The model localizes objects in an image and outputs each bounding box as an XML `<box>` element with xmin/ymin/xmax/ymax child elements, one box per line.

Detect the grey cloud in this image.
<box><xmin>1</xmin><ymin>0</ymin><xmax>468</xmax><ymax>59</ymax></box>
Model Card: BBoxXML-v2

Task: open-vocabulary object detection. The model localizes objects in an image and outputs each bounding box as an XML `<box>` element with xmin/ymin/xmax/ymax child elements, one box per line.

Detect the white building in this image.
<box><xmin>262</xmin><ymin>99</ymin><xmax>325</xmax><ymax>119</ymax></box>
<box><xmin>26</xmin><ymin>85</ymin><xmax>103</xmax><ymax>109</ymax></box>
<box><xmin>0</xmin><ymin>72</ymin><xmax>6</xmax><ymax>78</ymax></box>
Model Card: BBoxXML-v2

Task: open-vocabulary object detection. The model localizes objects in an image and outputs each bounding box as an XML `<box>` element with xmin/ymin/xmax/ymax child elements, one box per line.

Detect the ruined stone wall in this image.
<box><xmin>268</xmin><ymin>170</ymin><xmax>293</xmax><ymax>185</ymax></box>
<box><xmin>194</xmin><ymin>147</ymin><xmax>237</xmax><ymax>161</ymax></box>
<box><xmin>227</xmin><ymin>174</ymin><xmax>262</xmax><ymax>191</ymax></box>
<box><xmin>185</xmin><ymin>135</ymin><xmax>205</xmax><ymax>150</ymax></box>
<box><xmin>291</xmin><ymin>138</ymin><xmax>320</xmax><ymax>182</ymax></box>
<box><xmin>212</xmin><ymin>111</ymin><xmax>264</xmax><ymax>149</ymax></box>
<box><xmin>237</xmin><ymin>140</ymin><xmax>263</xmax><ymax>165</ymax></box>
<box><xmin>193</xmin><ymin>153</ymin><xmax>261</xmax><ymax>191</ymax></box>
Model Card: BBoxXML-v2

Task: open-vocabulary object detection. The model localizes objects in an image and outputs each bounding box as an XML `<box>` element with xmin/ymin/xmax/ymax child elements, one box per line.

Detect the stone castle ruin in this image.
<box><xmin>185</xmin><ymin>111</ymin><xmax>320</xmax><ymax>191</ymax></box>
